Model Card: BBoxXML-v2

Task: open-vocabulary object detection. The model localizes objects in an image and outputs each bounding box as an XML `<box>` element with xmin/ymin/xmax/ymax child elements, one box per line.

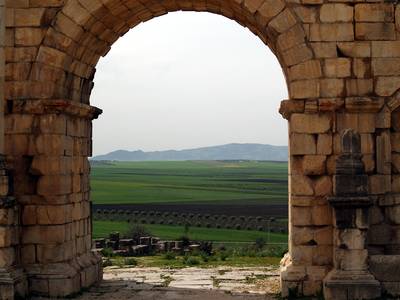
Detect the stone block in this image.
<box><xmin>369</xmin><ymin>223</ymin><xmax>392</xmax><ymax>245</ymax></box>
<box><xmin>37</xmin><ymin>242</ymin><xmax>73</xmax><ymax>263</ymax></box>
<box><xmin>34</xmin><ymin>135</ymin><xmax>73</xmax><ymax>156</ymax></box>
<box><xmin>313</xmin><ymin>226</ymin><xmax>333</xmax><ymax>246</ymax></box>
<box><xmin>22</xmin><ymin>205</ymin><xmax>36</xmax><ymax>225</ymax></box>
<box><xmin>290</xmin><ymin>113</ymin><xmax>331</xmax><ymax>134</ymax></box>
<box><xmin>312</xmin><ymin>204</ymin><xmax>332</xmax><ymax>225</ymax></box>
<box><xmin>377</xmin><ymin>132</ymin><xmax>391</xmax><ymax>175</ymax></box>
<box><xmin>317</xmin><ymin>133</ymin><xmax>332</xmax><ymax>155</ymax></box>
<box><xmin>282</xmin><ymin>43</ymin><xmax>313</xmax><ymax>66</ymax></box>
<box><xmin>313</xmin><ymin>245</ymin><xmax>332</xmax><ymax>265</ymax></box>
<box><xmin>392</xmin><ymin>175</ymin><xmax>400</xmax><ymax>193</ymax></box>
<box><xmin>40</xmin><ymin>115</ymin><xmax>67</xmax><ymax>135</ymax></box>
<box><xmin>268</xmin><ymin>9</ymin><xmax>297</xmax><ymax>33</ymax></box>
<box><xmin>370</xmin><ymin>255</ymin><xmax>400</xmax><ymax>281</ymax></box>
<box><xmin>48</xmin><ymin>275</ymin><xmax>80</xmax><ymax>298</ymax></box>
<box><xmin>336</xmin><ymin>249</ymin><xmax>368</xmax><ymax>271</ymax></box>
<box><xmin>255</xmin><ymin>0</ymin><xmax>285</xmax><ymax>27</ymax></box>
<box><xmin>320</xmin><ymin>78</ymin><xmax>344</xmax><ymax>97</ymax></box>
<box><xmin>22</xmin><ymin>225</ymin><xmax>66</xmax><ymax>244</ymax></box>
<box><xmin>345</xmin><ymin>79</ymin><xmax>373</xmax><ymax>96</ymax></box>
<box><xmin>14</xmin><ymin>8</ymin><xmax>45</xmax><ymax>26</ymax></box>
<box><xmin>320</xmin><ymin>4</ymin><xmax>353</xmax><ymax>22</ymax></box>
<box><xmin>372</xmin><ymin>58</ymin><xmax>400</xmax><ymax>76</ymax></box>
<box><xmin>37</xmin><ymin>175</ymin><xmax>72</xmax><ymax>196</ymax></box>
<box><xmin>37</xmin><ymin>205</ymin><xmax>70</xmax><ymax>225</ymax></box>
<box><xmin>288</xmin><ymin>60</ymin><xmax>321</xmax><ymax>81</ymax></box>
<box><xmin>310</xmin><ymin>42</ymin><xmax>337</xmax><ymax>58</ymax></box>
<box><xmin>392</xmin><ymin>153</ymin><xmax>400</xmax><ymax>173</ymax></box>
<box><xmin>289</xmin><ymin>79</ymin><xmax>319</xmax><ymax>99</ymax></box>
<box><xmin>291</xmin><ymin>245</ymin><xmax>313</xmax><ymax>265</ymax></box>
<box><xmin>310</xmin><ymin>23</ymin><xmax>354</xmax><ymax>42</ymax></box>
<box><xmin>353</xmin><ymin>58</ymin><xmax>371</xmax><ymax>78</ymax></box>
<box><xmin>356</xmin><ymin>23</ymin><xmax>396</xmax><ymax>41</ymax></box>
<box><xmin>277</xmin><ymin>24</ymin><xmax>305</xmax><ymax>52</ymax></box>
<box><xmin>376</xmin><ymin>76</ymin><xmax>400</xmax><ymax>96</ymax></box>
<box><xmin>360</xmin><ymin>134</ymin><xmax>374</xmax><ymax>154</ymax></box>
<box><xmin>392</xmin><ymin>132</ymin><xmax>400</xmax><ymax>152</ymax></box>
<box><xmin>337</xmin><ymin>42</ymin><xmax>370</xmax><ymax>57</ymax></box>
<box><xmin>385</xmin><ymin>205</ymin><xmax>400</xmax><ymax>225</ymax></box>
<box><xmin>369</xmin><ymin>205</ymin><xmax>384</xmax><ymax>225</ymax></box>
<box><xmin>336</xmin><ymin>113</ymin><xmax>375</xmax><ymax>133</ymax></box>
<box><xmin>355</xmin><ymin>3</ymin><xmax>394</xmax><ymax>22</ymax></box>
<box><xmin>291</xmin><ymin>175</ymin><xmax>314</xmax><ymax>196</ymax></box>
<box><xmin>382</xmin><ymin>282</ymin><xmax>400</xmax><ymax>297</ymax></box>
<box><xmin>302</xmin><ymin>155</ymin><xmax>326</xmax><ymax>175</ymax></box>
<box><xmin>292</xmin><ymin>206</ymin><xmax>312</xmax><ymax>225</ymax></box>
<box><xmin>15</xmin><ymin>27</ymin><xmax>44</xmax><ymax>46</ymax></box>
<box><xmin>369</xmin><ymin>175</ymin><xmax>391</xmax><ymax>194</ymax></box>
<box><xmin>21</xmin><ymin>244</ymin><xmax>36</xmax><ymax>265</ymax></box>
<box><xmin>335</xmin><ymin>229</ymin><xmax>366</xmax><ymax>250</ymax></box>
<box><xmin>323</xmin><ymin>58</ymin><xmax>351</xmax><ymax>78</ymax></box>
<box><xmin>0</xmin><ymin>248</ymin><xmax>15</xmax><ymax>268</ymax></box>
<box><xmin>314</xmin><ymin>176</ymin><xmax>332</xmax><ymax>197</ymax></box>
<box><xmin>372</xmin><ymin>41</ymin><xmax>400</xmax><ymax>57</ymax></box>
<box><xmin>303</xmin><ymin>280</ymin><xmax>322</xmax><ymax>296</ymax></box>
<box><xmin>292</xmin><ymin>226</ymin><xmax>313</xmax><ymax>245</ymax></box>
<box><xmin>290</xmin><ymin>133</ymin><xmax>316</xmax><ymax>155</ymax></box>
<box><xmin>293</xmin><ymin>6</ymin><xmax>317</xmax><ymax>23</ymax></box>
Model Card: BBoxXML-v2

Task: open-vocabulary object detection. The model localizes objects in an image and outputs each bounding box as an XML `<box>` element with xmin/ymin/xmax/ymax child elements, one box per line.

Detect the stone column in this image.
<box><xmin>0</xmin><ymin>0</ymin><xmax>4</xmax><ymax>154</ymax></box>
<box><xmin>0</xmin><ymin>155</ymin><xmax>27</xmax><ymax>299</ymax></box>
<box><xmin>323</xmin><ymin>129</ymin><xmax>380</xmax><ymax>300</ymax></box>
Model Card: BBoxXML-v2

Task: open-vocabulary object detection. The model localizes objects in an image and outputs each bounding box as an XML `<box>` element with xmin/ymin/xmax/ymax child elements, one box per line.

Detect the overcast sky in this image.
<box><xmin>91</xmin><ymin>12</ymin><xmax>288</xmax><ymax>156</ymax></box>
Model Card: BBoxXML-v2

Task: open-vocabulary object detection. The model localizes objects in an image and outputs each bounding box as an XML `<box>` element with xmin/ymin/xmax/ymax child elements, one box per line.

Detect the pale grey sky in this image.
<box><xmin>91</xmin><ymin>12</ymin><xmax>288</xmax><ymax>156</ymax></box>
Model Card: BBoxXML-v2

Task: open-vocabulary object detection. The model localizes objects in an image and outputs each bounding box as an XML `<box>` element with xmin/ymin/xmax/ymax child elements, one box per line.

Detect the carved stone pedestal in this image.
<box><xmin>323</xmin><ymin>130</ymin><xmax>380</xmax><ymax>300</ymax></box>
<box><xmin>0</xmin><ymin>267</ymin><xmax>27</xmax><ymax>300</ymax></box>
<box><xmin>0</xmin><ymin>155</ymin><xmax>27</xmax><ymax>299</ymax></box>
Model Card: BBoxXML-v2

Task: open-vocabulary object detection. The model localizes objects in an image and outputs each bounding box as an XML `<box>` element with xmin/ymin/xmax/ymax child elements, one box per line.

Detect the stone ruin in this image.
<box><xmin>2</xmin><ymin>0</ymin><xmax>400</xmax><ymax>299</ymax></box>
<box><xmin>94</xmin><ymin>232</ymin><xmax>202</xmax><ymax>257</ymax></box>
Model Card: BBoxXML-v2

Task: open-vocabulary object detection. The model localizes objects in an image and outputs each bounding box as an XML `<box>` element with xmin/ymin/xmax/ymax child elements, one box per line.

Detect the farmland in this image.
<box><xmin>91</xmin><ymin>160</ymin><xmax>288</xmax><ymax>211</ymax></box>
<box><xmin>91</xmin><ymin>160</ymin><xmax>289</xmax><ymax>245</ymax></box>
<box><xmin>93</xmin><ymin>221</ymin><xmax>288</xmax><ymax>243</ymax></box>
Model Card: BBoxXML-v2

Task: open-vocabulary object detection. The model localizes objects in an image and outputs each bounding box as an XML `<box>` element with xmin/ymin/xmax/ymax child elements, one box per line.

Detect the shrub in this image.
<box><xmin>254</xmin><ymin>237</ymin><xmax>266</xmax><ymax>250</ymax></box>
<box><xmin>178</xmin><ymin>235</ymin><xmax>191</xmax><ymax>248</ymax></box>
<box><xmin>184</xmin><ymin>256</ymin><xmax>200</xmax><ymax>266</ymax></box>
<box><xmin>199</xmin><ymin>241</ymin><xmax>213</xmax><ymax>256</ymax></box>
<box><xmin>125</xmin><ymin>224</ymin><xmax>152</xmax><ymax>244</ymax></box>
<box><xmin>124</xmin><ymin>258</ymin><xmax>138</xmax><ymax>266</ymax></box>
<box><xmin>200</xmin><ymin>252</ymin><xmax>209</xmax><ymax>262</ymax></box>
<box><xmin>100</xmin><ymin>248</ymin><xmax>115</xmax><ymax>258</ymax></box>
<box><xmin>219</xmin><ymin>251</ymin><xmax>229</xmax><ymax>261</ymax></box>
<box><xmin>164</xmin><ymin>252</ymin><xmax>176</xmax><ymax>260</ymax></box>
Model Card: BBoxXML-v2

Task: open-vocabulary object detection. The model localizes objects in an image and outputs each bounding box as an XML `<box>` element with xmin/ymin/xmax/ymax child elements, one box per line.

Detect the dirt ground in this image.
<box><xmin>77</xmin><ymin>266</ymin><xmax>280</xmax><ymax>300</ymax></box>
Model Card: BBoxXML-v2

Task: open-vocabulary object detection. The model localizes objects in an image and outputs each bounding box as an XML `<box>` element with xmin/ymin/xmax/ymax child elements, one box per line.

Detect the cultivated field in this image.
<box><xmin>91</xmin><ymin>160</ymin><xmax>289</xmax><ymax>245</ymax></box>
<box><xmin>91</xmin><ymin>160</ymin><xmax>288</xmax><ymax>214</ymax></box>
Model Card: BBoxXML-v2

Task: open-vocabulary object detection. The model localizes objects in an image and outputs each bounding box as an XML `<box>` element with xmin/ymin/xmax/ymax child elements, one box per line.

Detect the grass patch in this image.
<box><xmin>93</xmin><ymin>221</ymin><xmax>288</xmax><ymax>243</ymax></box>
<box><xmin>91</xmin><ymin>160</ymin><xmax>288</xmax><ymax>205</ymax></box>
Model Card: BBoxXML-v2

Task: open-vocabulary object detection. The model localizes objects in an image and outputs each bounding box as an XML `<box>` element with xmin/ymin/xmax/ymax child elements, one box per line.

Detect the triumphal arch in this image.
<box><xmin>1</xmin><ymin>0</ymin><xmax>400</xmax><ymax>298</ymax></box>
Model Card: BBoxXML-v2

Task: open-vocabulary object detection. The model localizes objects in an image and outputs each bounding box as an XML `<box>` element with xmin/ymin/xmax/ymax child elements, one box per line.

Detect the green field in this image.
<box><xmin>91</xmin><ymin>160</ymin><xmax>288</xmax><ymax>205</ymax></box>
<box><xmin>93</xmin><ymin>221</ymin><xmax>288</xmax><ymax>244</ymax></box>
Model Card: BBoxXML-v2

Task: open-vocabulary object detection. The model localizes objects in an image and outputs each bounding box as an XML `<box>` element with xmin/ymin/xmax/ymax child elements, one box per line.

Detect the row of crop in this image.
<box><xmin>93</xmin><ymin>209</ymin><xmax>288</xmax><ymax>233</ymax></box>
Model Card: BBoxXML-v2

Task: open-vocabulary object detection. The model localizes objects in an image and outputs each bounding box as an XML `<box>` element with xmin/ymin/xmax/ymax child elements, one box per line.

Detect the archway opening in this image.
<box><xmin>89</xmin><ymin>11</ymin><xmax>289</xmax><ymax>294</ymax></box>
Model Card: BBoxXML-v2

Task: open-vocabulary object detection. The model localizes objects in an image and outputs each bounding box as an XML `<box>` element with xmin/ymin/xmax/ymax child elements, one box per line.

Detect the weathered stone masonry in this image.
<box><xmin>2</xmin><ymin>0</ymin><xmax>400</xmax><ymax>299</ymax></box>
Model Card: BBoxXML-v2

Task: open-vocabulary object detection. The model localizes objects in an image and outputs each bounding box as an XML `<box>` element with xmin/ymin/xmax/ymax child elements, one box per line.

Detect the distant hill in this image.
<box><xmin>91</xmin><ymin>143</ymin><xmax>288</xmax><ymax>161</ymax></box>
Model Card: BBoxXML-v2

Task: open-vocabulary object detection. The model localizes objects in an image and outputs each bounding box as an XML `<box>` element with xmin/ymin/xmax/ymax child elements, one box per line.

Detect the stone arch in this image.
<box><xmin>5</xmin><ymin>0</ymin><xmax>400</xmax><ymax>299</ymax></box>
<box><xmin>23</xmin><ymin>0</ymin><xmax>316</xmax><ymax>105</ymax></box>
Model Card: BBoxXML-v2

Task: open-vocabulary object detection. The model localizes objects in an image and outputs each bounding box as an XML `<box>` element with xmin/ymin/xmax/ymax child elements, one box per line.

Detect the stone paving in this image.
<box><xmin>75</xmin><ymin>266</ymin><xmax>280</xmax><ymax>300</ymax></box>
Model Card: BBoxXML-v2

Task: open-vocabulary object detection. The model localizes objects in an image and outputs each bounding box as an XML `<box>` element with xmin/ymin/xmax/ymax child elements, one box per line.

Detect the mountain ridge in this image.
<box><xmin>91</xmin><ymin>143</ymin><xmax>288</xmax><ymax>161</ymax></box>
